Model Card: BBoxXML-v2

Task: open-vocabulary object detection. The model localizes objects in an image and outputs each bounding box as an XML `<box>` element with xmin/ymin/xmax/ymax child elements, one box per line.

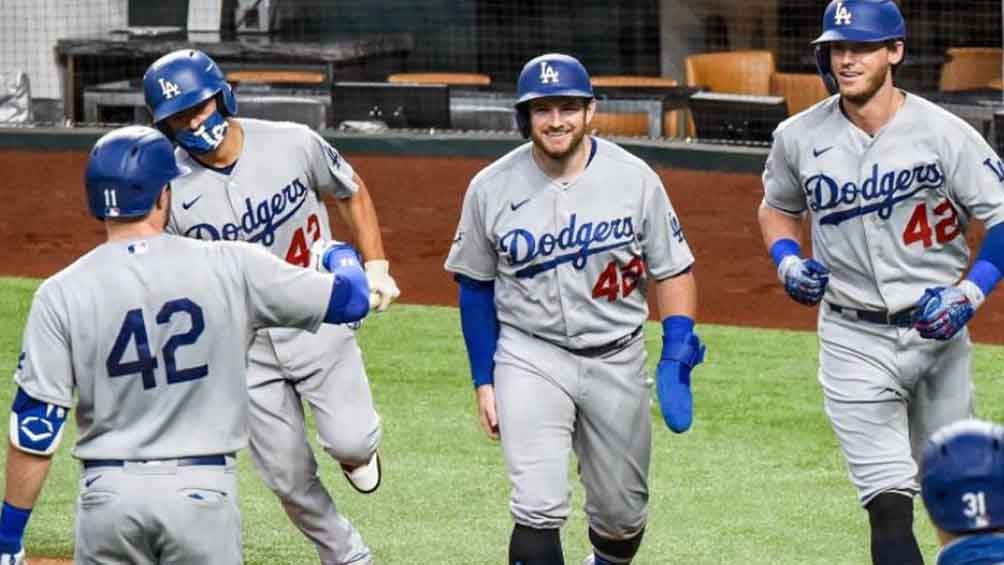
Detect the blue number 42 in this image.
<box><xmin>106</xmin><ymin>298</ymin><xmax>208</xmax><ymax>390</ymax></box>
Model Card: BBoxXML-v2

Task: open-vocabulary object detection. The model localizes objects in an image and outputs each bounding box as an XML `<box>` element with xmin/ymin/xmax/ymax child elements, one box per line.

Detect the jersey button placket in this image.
<box><xmin>554</xmin><ymin>190</ymin><xmax>574</xmax><ymax>344</ymax></box>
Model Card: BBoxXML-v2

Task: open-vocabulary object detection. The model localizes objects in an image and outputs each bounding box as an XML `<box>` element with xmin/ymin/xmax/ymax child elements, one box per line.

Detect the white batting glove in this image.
<box><xmin>0</xmin><ymin>549</ymin><xmax>25</xmax><ymax>565</ymax></box>
<box><xmin>364</xmin><ymin>259</ymin><xmax>400</xmax><ymax>312</ymax></box>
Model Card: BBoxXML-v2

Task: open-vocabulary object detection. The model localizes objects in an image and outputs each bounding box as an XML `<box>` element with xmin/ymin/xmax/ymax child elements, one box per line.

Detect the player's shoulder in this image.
<box><xmin>905</xmin><ymin>92</ymin><xmax>988</xmax><ymax>143</ymax></box>
<box><xmin>468</xmin><ymin>142</ymin><xmax>533</xmax><ymax>191</ymax></box>
<box><xmin>591</xmin><ymin>136</ymin><xmax>658</xmax><ymax>178</ymax></box>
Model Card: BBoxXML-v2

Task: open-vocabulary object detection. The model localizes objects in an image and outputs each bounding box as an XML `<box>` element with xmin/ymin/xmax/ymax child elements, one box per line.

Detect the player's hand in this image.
<box><xmin>475</xmin><ymin>384</ymin><xmax>499</xmax><ymax>441</ymax></box>
<box><xmin>310</xmin><ymin>239</ymin><xmax>360</xmax><ymax>273</ymax></box>
<box><xmin>365</xmin><ymin>260</ymin><xmax>401</xmax><ymax>312</ymax></box>
<box><xmin>656</xmin><ymin>333</ymin><xmax>706</xmax><ymax>433</ymax></box>
<box><xmin>778</xmin><ymin>256</ymin><xmax>830</xmax><ymax>306</ymax></box>
<box><xmin>912</xmin><ymin>285</ymin><xmax>978</xmax><ymax>340</ymax></box>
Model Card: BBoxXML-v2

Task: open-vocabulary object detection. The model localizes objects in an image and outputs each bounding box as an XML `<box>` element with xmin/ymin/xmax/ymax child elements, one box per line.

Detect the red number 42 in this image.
<box><xmin>592</xmin><ymin>257</ymin><xmax>645</xmax><ymax>302</ymax></box>
<box><xmin>285</xmin><ymin>213</ymin><xmax>321</xmax><ymax>266</ymax></box>
<box><xmin>902</xmin><ymin>200</ymin><xmax>960</xmax><ymax>248</ymax></box>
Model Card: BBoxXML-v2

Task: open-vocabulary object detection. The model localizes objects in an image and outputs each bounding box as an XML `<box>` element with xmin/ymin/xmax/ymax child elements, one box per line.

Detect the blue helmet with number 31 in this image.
<box><xmin>143</xmin><ymin>49</ymin><xmax>237</xmax><ymax>125</ymax></box>
<box><xmin>85</xmin><ymin>126</ymin><xmax>190</xmax><ymax>220</ymax></box>
<box><xmin>921</xmin><ymin>419</ymin><xmax>1004</xmax><ymax>534</ymax></box>
<box><xmin>811</xmin><ymin>0</ymin><xmax>906</xmax><ymax>94</ymax></box>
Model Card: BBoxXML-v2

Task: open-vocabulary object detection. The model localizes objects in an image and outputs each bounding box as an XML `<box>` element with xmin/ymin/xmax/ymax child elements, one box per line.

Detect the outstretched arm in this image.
<box><xmin>333</xmin><ymin>174</ymin><xmax>400</xmax><ymax>311</ymax></box>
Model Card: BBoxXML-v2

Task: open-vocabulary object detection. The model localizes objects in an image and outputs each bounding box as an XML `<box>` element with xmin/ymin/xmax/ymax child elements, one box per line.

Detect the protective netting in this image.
<box><xmin>0</xmin><ymin>0</ymin><xmax>1001</xmax><ymax>148</ymax></box>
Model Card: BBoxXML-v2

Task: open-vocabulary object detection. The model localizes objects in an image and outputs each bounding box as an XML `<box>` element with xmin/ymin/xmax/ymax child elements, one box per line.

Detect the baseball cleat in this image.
<box><xmin>342</xmin><ymin>452</ymin><xmax>381</xmax><ymax>494</ymax></box>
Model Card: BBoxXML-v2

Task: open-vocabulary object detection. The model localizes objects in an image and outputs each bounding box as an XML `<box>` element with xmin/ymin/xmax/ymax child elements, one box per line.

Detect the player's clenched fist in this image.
<box><xmin>364</xmin><ymin>260</ymin><xmax>401</xmax><ymax>312</ymax></box>
<box><xmin>912</xmin><ymin>283</ymin><xmax>982</xmax><ymax>340</ymax></box>
<box><xmin>778</xmin><ymin>255</ymin><xmax>830</xmax><ymax>306</ymax></box>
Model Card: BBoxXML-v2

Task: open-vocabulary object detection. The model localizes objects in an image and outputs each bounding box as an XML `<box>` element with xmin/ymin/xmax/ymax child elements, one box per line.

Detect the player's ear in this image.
<box><xmin>887</xmin><ymin>40</ymin><xmax>905</xmax><ymax>66</ymax></box>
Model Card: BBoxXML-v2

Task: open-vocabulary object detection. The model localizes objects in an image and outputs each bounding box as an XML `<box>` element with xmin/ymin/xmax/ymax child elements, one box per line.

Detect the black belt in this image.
<box><xmin>828</xmin><ymin>303</ymin><xmax>916</xmax><ymax>328</ymax></box>
<box><xmin>82</xmin><ymin>454</ymin><xmax>232</xmax><ymax>469</ymax></box>
<box><xmin>551</xmin><ymin>326</ymin><xmax>644</xmax><ymax>358</ymax></box>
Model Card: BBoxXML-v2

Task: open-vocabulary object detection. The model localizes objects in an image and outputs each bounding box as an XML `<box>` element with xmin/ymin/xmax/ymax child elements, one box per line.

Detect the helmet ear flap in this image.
<box><xmin>218</xmin><ymin>82</ymin><xmax>238</xmax><ymax>116</ymax></box>
<box><xmin>515</xmin><ymin>105</ymin><xmax>530</xmax><ymax>139</ymax></box>
<box><xmin>814</xmin><ymin>44</ymin><xmax>838</xmax><ymax>95</ymax></box>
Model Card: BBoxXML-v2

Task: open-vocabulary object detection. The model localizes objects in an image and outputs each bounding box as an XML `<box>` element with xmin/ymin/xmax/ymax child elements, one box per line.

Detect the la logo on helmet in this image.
<box><xmin>539</xmin><ymin>62</ymin><xmax>560</xmax><ymax>85</ymax></box>
<box><xmin>159</xmin><ymin>78</ymin><xmax>181</xmax><ymax>99</ymax></box>
<box><xmin>834</xmin><ymin>2</ymin><xmax>852</xmax><ymax>25</ymax></box>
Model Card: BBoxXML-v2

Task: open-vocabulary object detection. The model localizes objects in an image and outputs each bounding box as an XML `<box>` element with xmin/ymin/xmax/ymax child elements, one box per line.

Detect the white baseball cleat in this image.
<box><xmin>582</xmin><ymin>555</ymin><xmax>595</xmax><ymax>565</ymax></box>
<box><xmin>342</xmin><ymin>452</ymin><xmax>381</xmax><ymax>494</ymax></box>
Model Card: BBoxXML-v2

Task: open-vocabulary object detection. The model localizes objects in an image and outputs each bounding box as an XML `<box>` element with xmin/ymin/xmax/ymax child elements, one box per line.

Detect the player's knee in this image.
<box><xmin>588</xmin><ymin>527</ymin><xmax>644</xmax><ymax>564</ymax></box>
<box><xmin>866</xmin><ymin>491</ymin><xmax>915</xmax><ymax>538</ymax></box>
<box><xmin>509</xmin><ymin>524</ymin><xmax>563</xmax><ymax>565</ymax></box>
<box><xmin>319</xmin><ymin>426</ymin><xmax>380</xmax><ymax>466</ymax></box>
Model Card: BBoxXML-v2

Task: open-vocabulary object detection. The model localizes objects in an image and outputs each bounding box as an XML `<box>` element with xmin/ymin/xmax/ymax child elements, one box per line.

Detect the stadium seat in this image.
<box><xmin>226</xmin><ymin>69</ymin><xmax>326</xmax><ymax>86</ymax></box>
<box><xmin>684</xmin><ymin>50</ymin><xmax>776</xmax><ymax>136</ymax></box>
<box><xmin>939</xmin><ymin>47</ymin><xmax>1002</xmax><ymax>92</ymax></box>
<box><xmin>769</xmin><ymin>72</ymin><xmax>829</xmax><ymax>116</ymax></box>
<box><xmin>589</xmin><ymin>75</ymin><xmax>680</xmax><ymax>138</ymax></box>
<box><xmin>685</xmin><ymin>50</ymin><xmax>775</xmax><ymax>95</ymax></box>
<box><xmin>386</xmin><ymin>72</ymin><xmax>491</xmax><ymax>86</ymax></box>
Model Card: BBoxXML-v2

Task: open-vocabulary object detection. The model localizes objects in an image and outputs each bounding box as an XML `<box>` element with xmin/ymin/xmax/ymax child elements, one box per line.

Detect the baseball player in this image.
<box><xmin>445</xmin><ymin>53</ymin><xmax>705</xmax><ymax>565</ymax></box>
<box><xmin>759</xmin><ymin>1</ymin><xmax>1004</xmax><ymax>563</ymax></box>
<box><xmin>142</xmin><ymin>49</ymin><xmax>400</xmax><ymax>564</ymax></box>
<box><xmin>921</xmin><ymin>419</ymin><xmax>1004</xmax><ymax>565</ymax></box>
<box><xmin>0</xmin><ymin>126</ymin><xmax>371</xmax><ymax>565</ymax></box>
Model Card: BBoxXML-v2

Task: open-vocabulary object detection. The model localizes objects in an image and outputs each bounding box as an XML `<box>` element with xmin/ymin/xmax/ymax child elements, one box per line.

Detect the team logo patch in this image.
<box><xmin>983</xmin><ymin>158</ymin><xmax>1004</xmax><ymax>183</ymax></box>
<box><xmin>834</xmin><ymin>2</ymin><xmax>852</xmax><ymax>25</ymax></box>
<box><xmin>159</xmin><ymin>78</ymin><xmax>181</xmax><ymax>99</ymax></box>
<box><xmin>805</xmin><ymin>162</ymin><xmax>945</xmax><ymax>225</ymax></box>
<box><xmin>499</xmin><ymin>213</ymin><xmax>635</xmax><ymax>278</ymax></box>
<box><xmin>184</xmin><ymin>176</ymin><xmax>311</xmax><ymax>245</ymax></box>
<box><xmin>539</xmin><ymin>62</ymin><xmax>560</xmax><ymax>85</ymax></box>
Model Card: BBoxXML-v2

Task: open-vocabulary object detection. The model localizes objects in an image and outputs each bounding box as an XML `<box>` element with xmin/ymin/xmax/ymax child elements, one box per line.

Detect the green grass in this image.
<box><xmin>3</xmin><ymin>275</ymin><xmax>1004</xmax><ymax>563</ymax></box>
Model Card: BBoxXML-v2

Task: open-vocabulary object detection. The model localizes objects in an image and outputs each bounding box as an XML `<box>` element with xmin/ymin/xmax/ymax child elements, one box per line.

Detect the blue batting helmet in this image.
<box><xmin>85</xmin><ymin>126</ymin><xmax>190</xmax><ymax>220</ymax></box>
<box><xmin>514</xmin><ymin>53</ymin><xmax>594</xmax><ymax>138</ymax></box>
<box><xmin>921</xmin><ymin>419</ymin><xmax>1004</xmax><ymax>534</ymax></box>
<box><xmin>811</xmin><ymin>0</ymin><xmax>906</xmax><ymax>94</ymax></box>
<box><xmin>143</xmin><ymin>49</ymin><xmax>237</xmax><ymax>125</ymax></box>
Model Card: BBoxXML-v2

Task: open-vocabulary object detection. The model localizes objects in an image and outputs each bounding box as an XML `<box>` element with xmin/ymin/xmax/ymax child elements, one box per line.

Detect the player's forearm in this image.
<box><xmin>3</xmin><ymin>442</ymin><xmax>52</xmax><ymax>510</ymax></box>
<box><xmin>335</xmin><ymin>176</ymin><xmax>387</xmax><ymax>262</ymax></box>
<box><xmin>758</xmin><ymin>201</ymin><xmax>805</xmax><ymax>250</ymax></box>
<box><xmin>655</xmin><ymin>270</ymin><xmax>697</xmax><ymax>320</ymax></box>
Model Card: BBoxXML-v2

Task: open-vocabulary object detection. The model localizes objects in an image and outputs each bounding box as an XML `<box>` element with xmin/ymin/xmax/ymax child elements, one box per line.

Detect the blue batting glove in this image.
<box><xmin>912</xmin><ymin>286</ymin><xmax>976</xmax><ymax>340</ymax></box>
<box><xmin>778</xmin><ymin>256</ymin><xmax>830</xmax><ymax>306</ymax></box>
<box><xmin>657</xmin><ymin>330</ymin><xmax>706</xmax><ymax>433</ymax></box>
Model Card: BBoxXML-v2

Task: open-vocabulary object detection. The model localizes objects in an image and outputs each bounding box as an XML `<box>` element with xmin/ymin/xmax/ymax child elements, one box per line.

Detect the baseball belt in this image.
<box><xmin>542</xmin><ymin>325</ymin><xmax>644</xmax><ymax>358</ymax></box>
<box><xmin>82</xmin><ymin>453</ymin><xmax>234</xmax><ymax>469</ymax></box>
<box><xmin>827</xmin><ymin>303</ymin><xmax>915</xmax><ymax>328</ymax></box>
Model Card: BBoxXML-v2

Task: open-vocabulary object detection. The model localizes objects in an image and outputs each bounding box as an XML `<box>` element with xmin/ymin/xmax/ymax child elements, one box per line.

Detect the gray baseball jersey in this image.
<box><xmin>14</xmin><ymin>235</ymin><xmax>330</xmax><ymax>461</ymax></box>
<box><xmin>167</xmin><ymin>117</ymin><xmax>378</xmax><ymax>564</ymax></box>
<box><xmin>764</xmin><ymin>94</ymin><xmax>1004</xmax><ymax>313</ymax></box>
<box><xmin>762</xmin><ymin>93</ymin><xmax>1003</xmax><ymax>504</ymax></box>
<box><xmin>445</xmin><ymin>137</ymin><xmax>693</xmax><ymax>536</ymax></box>
<box><xmin>445</xmin><ymin>137</ymin><xmax>693</xmax><ymax>348</ymax></box>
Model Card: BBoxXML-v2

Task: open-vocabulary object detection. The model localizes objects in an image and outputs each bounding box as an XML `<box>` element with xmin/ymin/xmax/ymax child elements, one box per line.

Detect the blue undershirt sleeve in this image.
<box><xmin>456</xmin><ymin>275</ymin><xmax>499</xmax><ymax>388</ymax></box>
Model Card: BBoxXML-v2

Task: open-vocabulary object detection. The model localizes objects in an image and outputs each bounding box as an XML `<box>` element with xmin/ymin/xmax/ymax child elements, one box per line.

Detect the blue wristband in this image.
<box><xmin>966</xmin><ymin>259</ymin><xmax>1002</xmax><ymax>297</ymax></box>
<box><xmin>662</xmin><ymin>315</ymin><xmax>695</xmax><ymax>344</ymax></box>
<box><xmin>0</xmin><ymin>501</ymin><xmax>30</xmax><ymax>547</ymax></box>
<box><xmin>769</xmin><ymin>238</ymin><xmax>800</xmax><ymax>267</ymax></box>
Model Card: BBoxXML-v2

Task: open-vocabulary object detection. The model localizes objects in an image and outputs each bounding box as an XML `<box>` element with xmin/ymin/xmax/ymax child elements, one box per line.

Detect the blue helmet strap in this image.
<box><xmin>175</xmin><ymin>110</ymin><xmax>229</xmax><ymax>154</ymax></box>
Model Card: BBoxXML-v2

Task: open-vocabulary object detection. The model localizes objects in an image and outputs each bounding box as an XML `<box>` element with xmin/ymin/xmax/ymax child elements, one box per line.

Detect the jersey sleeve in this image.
<box><xmin>14</xmin><ymin>282</ymin><xmax>74</xmax><ymax>407</ymax></box>
<box><xmin>641</xmin><ymin>174</ymin><xmax>695</xmax><ymax>279</ymax></box>
<box><xmin>762</xmin><ymin>129</ymin><xmax>808</xmax><ymax>215</ymax></box>
<box><xmin>232</xmin><ymin>243</ymin><xmax>332</xmax><ymax>332</ymax></box>
<box><xmin>444</xmin><ymin>181</ymin><xmax>497</xmax><ymax>281</ymax></box>
<box><xmin>306</xmin><ymin>129</ymin><xmax>359</xmax><ymax>199</ymax></box>
<box><xmin>946</xmin><ymin>127</ymin><xmax>1004</xmax><ymax>228</ymax></box>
